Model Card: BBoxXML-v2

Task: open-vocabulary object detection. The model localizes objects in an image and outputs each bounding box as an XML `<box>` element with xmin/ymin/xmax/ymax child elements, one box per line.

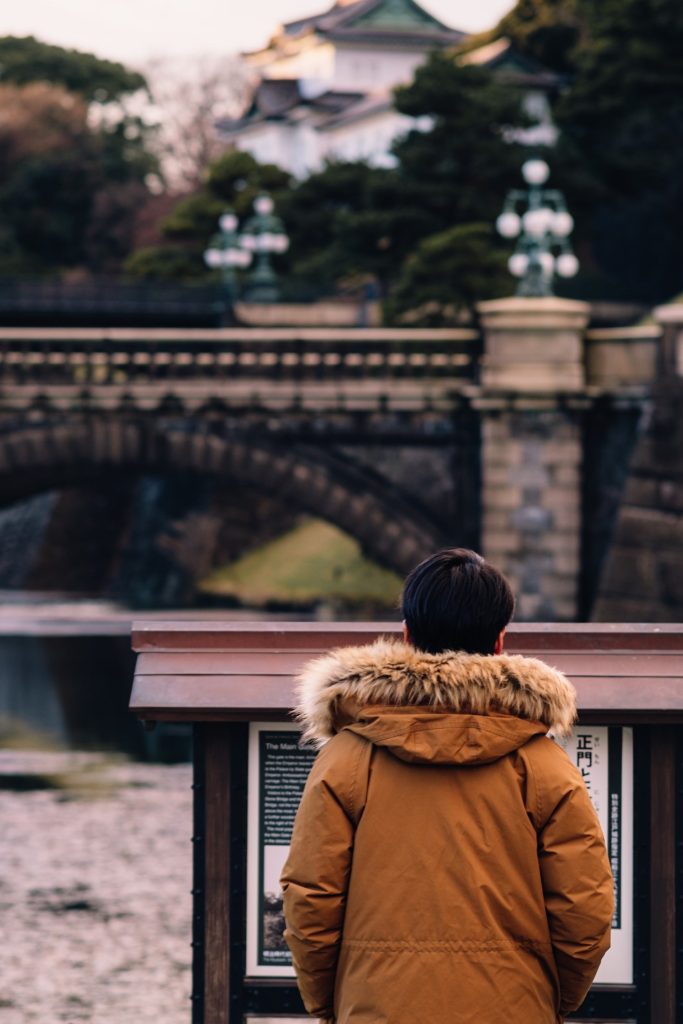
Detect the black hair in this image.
<box><xmin>401</xmin><ymin>548</ymin><xmax>514</xmax><ymax>655</ymax></box>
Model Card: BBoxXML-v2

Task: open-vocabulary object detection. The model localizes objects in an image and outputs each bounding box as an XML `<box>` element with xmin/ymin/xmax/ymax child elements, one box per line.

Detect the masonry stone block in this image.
<box><xmin>482</xmin><ymin>485</ymin><xmax>525</xmax><ymax>510</ymax></box>
<box><xmin>482</xmin><ymin>531</ymin><xmax>521</xmax><ymax>555</ymax></box>
<box><xmin>481</xmin><ymin>442</ymin><xmax>525</xmax><ymax>468</ymax></box>
<box><xmin>484</xmin><ymin>464</ymin><xmax>517</xmax><ymax>487</ymax></box>
<box><xmin>478</xmin><ymin>297</ymin><xmax>589</xmax><ymax>392</ymax></box>
<box><xmin>514</xmin><ymin>464</ymin><xmax>551</xmax><ymax>489</ymax></box>
<box><xmin>617</xmin><ymin>506</ymin><xmax>683</xmax><ymax>549</ymax></box>
<box><xmin>482</xmin><ymin>509</ymin><xmax>515</xmax><ymax>533</ymax></box>
<box><xmin>539</xmin><ymin>442</ymin><xmax>582</xmax><ymax>468</ymax></box>
<box><xmin>551</xmin><ymin>465</ymin><xmax>581</xmax><ymax>487</ymax></box>
<box><xmin>511</xmin><ymin>505</ymin><xmax>553</xmax><ymax>534</ymax></box>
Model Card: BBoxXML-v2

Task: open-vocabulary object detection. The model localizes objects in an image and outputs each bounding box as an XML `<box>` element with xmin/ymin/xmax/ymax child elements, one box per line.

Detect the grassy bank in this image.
<box><xmin>199</xmin><ymin>518</ymin><xmax>402</xmax><ymax>613</ymax></box>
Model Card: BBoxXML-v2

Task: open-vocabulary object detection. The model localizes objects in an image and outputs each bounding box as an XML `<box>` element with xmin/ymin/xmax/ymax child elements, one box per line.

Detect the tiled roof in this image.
<box><xmin>281</xmin><ymin>0</ymin><xmax>463</xmax><ymax>43</ymax></box>
<box><xmin>217</xmin><ymin>79</ymin><xmax>367</xmax><ymax>134</ymax></box>
<box><xmin>459</xmin><ymin>37</ymin><xmax>562</xmax><ymax>89</ymax></box>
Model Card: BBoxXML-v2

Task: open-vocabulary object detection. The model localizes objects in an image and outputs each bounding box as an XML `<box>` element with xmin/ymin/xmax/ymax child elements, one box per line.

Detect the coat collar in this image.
<box><xmin>295</xmin><ymin>639</ymin><xmax>576</xmax><ymax>746</ymax></box>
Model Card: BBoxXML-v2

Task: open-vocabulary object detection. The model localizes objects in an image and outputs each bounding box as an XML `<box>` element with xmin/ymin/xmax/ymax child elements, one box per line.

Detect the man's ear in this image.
<box><xmin>402</xmin><ymin>621</ymin><xmax>411</xmax><ymax>644</ymax></box>
<box><xmin>494</xmin><ymin>628</ymin><xmax>506</xmax><ymax>655</ymax></box>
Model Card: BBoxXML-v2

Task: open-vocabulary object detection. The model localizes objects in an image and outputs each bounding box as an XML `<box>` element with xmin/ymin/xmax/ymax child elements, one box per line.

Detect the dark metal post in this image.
<box><xmin>203</xmin><ymin>724</ymin><xmax>232</xmax><ymax>1024</ymax></box>
<box><xmin>650</xmin><ymin>725</ymin><xmax>677</xmax><ymax>1023</ymax></box>
<box><xmin>192</xmin><ymin>725</ymin><xmax>206</xmax><ymax>1024</ymax></box>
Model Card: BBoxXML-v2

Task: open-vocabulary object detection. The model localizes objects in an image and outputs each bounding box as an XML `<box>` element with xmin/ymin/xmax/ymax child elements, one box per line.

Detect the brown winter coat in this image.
<box><xmin>281</xmin><ymin>640</ymin><xmax>613</xmax><ymax>1024</ymax></box>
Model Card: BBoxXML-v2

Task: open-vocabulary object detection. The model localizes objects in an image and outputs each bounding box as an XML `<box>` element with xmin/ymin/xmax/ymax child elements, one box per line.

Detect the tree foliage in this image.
<box><xmin>458</xmin><ymin>0</ymin><xmax>583</xmax><ymax>74</ymax></box>
<box><xmin>393</xmin><ymin>54</ymin><xmax>526</xmax><ymax>226</ymax></box>
<box><xmin>124</xmin><ymin>151</ymin><xmax>291</xmax><ymax>282</ymax></box>
<box><xmin>276</xmin><ymin>54</ymin><xmax>527</xmax><ymax>310</ymax></box>
<box><xmin>275</xmin><ymin>162</ymin><xmax>430</xmax><ymax>295</ymax></box>
<box><xmin>126</xmin><ymin>3</ymin><xmax>683</xmax><ymax>309</ymax></box>
<box><xmin>553</xmin><ymin>0</ymin><xmax>683</xmax><ymax>300</ymax></box>
<box><xmin>385</xmin><ymin>224</ymin><xmax>510</xmax><ymax>326</ymax></box>
<box><xmin>0</xmin><ymin>35</ymin><xmax>146</xmax><ymax>102</ymax></box>
<box><xmin>0</xmin><ymin>40</ymin><xmax>158</xmax><ymax>276</ymax></box>
<box><xmin>458</xmin><ymin>0</ymin><xmax>683</xmax><ymax>303</ymax></box>
<box><xmin>126</xmin><ymin>52</ymin><xmax>527</xmax><ymax>315</ymax></box>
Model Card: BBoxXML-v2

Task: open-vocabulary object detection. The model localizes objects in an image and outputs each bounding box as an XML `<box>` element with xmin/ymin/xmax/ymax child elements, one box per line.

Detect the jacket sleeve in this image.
<box><xmin>527</xmin><ymin>738</ymin><xmax>614</xmax><ymax>1016</ymax></box>
<box><xmin>280</xmin><ymin>731</ymin><xmax>368</xmax><ymax>1019</ymax></box>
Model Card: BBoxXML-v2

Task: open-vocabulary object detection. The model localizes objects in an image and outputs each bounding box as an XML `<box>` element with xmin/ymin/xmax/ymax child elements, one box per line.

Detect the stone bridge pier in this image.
<box><xmin>479</xmin><ymin>298</ymin><xmax>607</xmax><ymax>621</ymax></box>
<box><xmin>479</xmin><ymin>296</ymin><xmax>655</xmax><ymax>614</ymax></box>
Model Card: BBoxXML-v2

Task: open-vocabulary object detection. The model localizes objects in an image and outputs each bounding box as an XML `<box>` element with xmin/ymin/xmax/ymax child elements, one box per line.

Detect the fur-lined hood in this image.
<box><xmin>295</xmin><ymin>639</ymin><xmax>576</xmax><ymax>761</ymax></box>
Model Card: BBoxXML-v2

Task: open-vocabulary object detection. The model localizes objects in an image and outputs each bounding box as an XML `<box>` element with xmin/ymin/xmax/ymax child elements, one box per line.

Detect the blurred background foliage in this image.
<box><xmin>0</xmin><ymin>36</ymin><xmax>157</xmax><ymax>276</ymax></box>
<box><xmin>2</xmin><ymin>0</ymin><xmax>683</xmax><ymax>316</ymax></box>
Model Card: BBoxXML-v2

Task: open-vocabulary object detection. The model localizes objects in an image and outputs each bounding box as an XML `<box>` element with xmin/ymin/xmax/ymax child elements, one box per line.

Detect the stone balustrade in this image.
<box><xmin>0</xmin><ymin>327</ymin><xmax>479</xmax><ymax>396</ymax></box>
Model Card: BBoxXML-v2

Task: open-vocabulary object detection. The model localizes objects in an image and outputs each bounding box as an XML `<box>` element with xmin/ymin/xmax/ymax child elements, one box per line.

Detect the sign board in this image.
<box><xmin>558</xmin><ymin>727</ymin><xmax>634</xmax><ymax>986</ymax></box>
<box><xmin>246</xmin><ymin>724</ymin><xmax>317</xmax><ymax>977</ymax></box>
<box><xmin>247</xmin><ymin>723</ymin><xmax>633</xmax><ymax>985</ymax></box>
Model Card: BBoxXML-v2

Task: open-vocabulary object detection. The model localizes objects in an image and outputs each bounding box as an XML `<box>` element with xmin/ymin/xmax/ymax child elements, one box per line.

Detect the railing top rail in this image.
<box><xmin>0</xmin><ymin>327</ymin><xmax>480</xmax><ymax>343</ymax></box>
<box><xmin>131</xmin><ymin>620</ymin><xmax>683</xmax><ymax>651</ymax></box>
<box><xmin>129</xmin><ymin>621</ymin><xmax>683</xmax><ymax>724</ymax></box>
<box><xmin>586</xmin><ymin>326</ymin><xmax>662</xmax><ymax>341</ymax></box>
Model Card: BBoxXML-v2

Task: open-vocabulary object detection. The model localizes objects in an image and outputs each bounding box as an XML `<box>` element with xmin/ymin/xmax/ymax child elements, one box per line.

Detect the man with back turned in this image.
<box><xmin>281</xmin><ymin>548</ymin><xmax>613</xmax><ymax>1023</ymax></box>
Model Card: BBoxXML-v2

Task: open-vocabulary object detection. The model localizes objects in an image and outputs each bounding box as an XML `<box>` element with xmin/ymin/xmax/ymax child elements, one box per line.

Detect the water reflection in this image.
<box><xmin>0</xmin><ymin>633</ymin><xmax>161</xmax><ymax>758</ymax></box>
<box><xmin>0</xmin><ymin>601</ymin><xmax>308</xmax><ymax>762</ymax></box>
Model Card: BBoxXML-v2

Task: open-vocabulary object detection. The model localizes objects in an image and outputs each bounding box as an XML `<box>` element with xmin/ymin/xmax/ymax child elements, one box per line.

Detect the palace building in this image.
<box><xmin>218</xmin><ymin>0</ymin><xmax>464</xmax><ymax>177</ymax></box>
<box><xmin>218</xmin><ymin>0</ymin><xmax>559</xmax><ymax>178</ymax></box>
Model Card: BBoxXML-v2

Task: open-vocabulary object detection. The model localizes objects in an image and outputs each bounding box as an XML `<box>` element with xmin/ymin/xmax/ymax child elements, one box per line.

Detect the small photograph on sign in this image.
<box><xmin>262</xmin><ymin>845</ymin><xmax>289</xmax><ymax>956</ymax></box>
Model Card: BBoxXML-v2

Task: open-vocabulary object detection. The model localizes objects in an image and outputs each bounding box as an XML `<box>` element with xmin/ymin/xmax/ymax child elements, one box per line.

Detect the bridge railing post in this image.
<box><xmin>476</xmin><ymin>297</ymin><xmax>591</xmax><ymax>621</ymax></box>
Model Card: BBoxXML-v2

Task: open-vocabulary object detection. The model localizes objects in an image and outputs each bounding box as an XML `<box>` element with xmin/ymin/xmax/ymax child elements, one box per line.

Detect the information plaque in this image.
<box><xmin>558</xmin><ymin>727</ymin><xmax>634</xmax><ymax>985</ymax></box>
<box><xmin>246</xmin><ymin>723</ymin><xmax>317</xmax><ymax>977</ymax></box>
<box><xmin>247</xmin><ymin>722</ymin><xmax>633</xmax><ymax>985</ymax></box>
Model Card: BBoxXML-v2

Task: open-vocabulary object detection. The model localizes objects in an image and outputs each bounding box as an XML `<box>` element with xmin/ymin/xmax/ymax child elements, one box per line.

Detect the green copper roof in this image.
<box><xmin>350</xmin><ymin>0</ymin><xmax>448</xmax><ymax>31</ymax></box>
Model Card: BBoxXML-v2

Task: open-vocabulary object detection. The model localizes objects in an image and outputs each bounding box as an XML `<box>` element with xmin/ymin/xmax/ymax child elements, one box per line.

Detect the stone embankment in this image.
<box><xmin>0</xmin><ymin>751</ymin><xmax>192</xmax><ymax>1023</ymax></box>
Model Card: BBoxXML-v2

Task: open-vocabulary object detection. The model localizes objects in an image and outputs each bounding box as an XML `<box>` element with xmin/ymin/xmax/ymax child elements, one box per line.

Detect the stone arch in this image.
<box><xmin>0</xmin><ymin>416</ymin><xmax>448</xmax><ymax>574</ymax></box>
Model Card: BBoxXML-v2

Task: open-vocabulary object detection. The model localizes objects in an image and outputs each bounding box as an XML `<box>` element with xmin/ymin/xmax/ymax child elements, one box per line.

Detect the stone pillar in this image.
<box><xmin>476</xmin><ymin>297</ymin><xmax>591</xmax><ymax>621</ymax></box>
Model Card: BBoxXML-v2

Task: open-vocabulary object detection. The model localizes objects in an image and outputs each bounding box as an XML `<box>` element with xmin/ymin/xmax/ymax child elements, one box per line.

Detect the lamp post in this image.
<box><xmin>496</xmin><ymin>159</ymin><xmax>579</xmax><ymax>298</ymax></box>
<box><xmin>203</xmin><ymin>210</ymin><xmax>253</xmax><ymax>308</ymax></box>
<box><xmin>240</xmin><ymin>194</ymin><xmax>289</xmax><ymax>304</ymax></box>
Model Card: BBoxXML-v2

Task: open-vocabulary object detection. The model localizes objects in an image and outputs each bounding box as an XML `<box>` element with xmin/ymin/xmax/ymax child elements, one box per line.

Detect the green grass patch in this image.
<box><xmin>199</xmin><ymin>518</ymin><xmax>402</xmax><ymax>610</ymax></box>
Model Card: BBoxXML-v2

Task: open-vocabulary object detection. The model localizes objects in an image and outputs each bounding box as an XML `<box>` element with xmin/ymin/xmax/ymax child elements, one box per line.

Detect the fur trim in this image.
<box><xmin>295</xmin><ymin>639</ymin><xmax>577</xmax><ymax>745</ymax></box>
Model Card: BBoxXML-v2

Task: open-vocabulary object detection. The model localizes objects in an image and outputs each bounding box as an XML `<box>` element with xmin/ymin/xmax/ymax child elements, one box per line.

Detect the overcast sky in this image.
<box><xmin>0</xmin><ymin>0</ymin><xmax>514</xmax><ymax>67</ymax></box>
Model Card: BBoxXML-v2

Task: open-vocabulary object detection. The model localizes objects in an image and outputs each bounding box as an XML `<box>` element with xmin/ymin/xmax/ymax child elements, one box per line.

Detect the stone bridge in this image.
<box><xmin>0</xmin><ymin>301</ymin><xmax>666</xmax><ymax>616</ymax></box>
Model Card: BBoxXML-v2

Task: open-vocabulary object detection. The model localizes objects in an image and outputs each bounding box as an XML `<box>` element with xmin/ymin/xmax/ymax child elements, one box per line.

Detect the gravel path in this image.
<box><xmin>0</xmin><ymin>751</ymin><xmax>192</xmax><ymax>1023</ymax></box>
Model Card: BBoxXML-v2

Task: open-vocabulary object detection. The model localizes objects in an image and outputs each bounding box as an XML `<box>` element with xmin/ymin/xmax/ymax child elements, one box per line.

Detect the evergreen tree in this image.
<box><xmin>459</xmin><ymin>0</ymin><xmax>683</xmax><ymax>302</ymax></box>
<box><xmin>458</xmin><ymin>0</ymin><xmax>583</xmax><ymax>75</ymax></box>
<box><xmin>0</xmin><ymin>36</ymin><xmax>146</xmax><ymax>102</ymax></box>
<box><xmin>392</xmin><ymin>52</ymin><xmax>526</xmax><ymax>228</ymax></box>
<box><xmin>125</xmin><ymin>151</ymin><xmax>291</xmax><ymax>282</ymax></box>
<box><xmin>555</xmin><ymin>0</ymin><xmax>683</xmax><ymax>300</ymax></box>
<box><xmin>385</xmin><ymin>224</ymin><xmax>510</xmax><ymax>325</ymax></box>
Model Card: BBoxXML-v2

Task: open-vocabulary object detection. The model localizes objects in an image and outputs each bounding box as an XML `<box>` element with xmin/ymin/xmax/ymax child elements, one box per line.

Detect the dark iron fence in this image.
<box><xmin>0</xmin><ymin>278</ymin><xmax>226</xmax><ymax>328</ymax></box>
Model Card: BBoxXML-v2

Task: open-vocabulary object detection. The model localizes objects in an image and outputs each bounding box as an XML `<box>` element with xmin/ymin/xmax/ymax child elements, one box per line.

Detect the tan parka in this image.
<box><xmin>281</xmin><ymin>640</ymin><xmax>613</xmax><ymax>1024</ymax></box>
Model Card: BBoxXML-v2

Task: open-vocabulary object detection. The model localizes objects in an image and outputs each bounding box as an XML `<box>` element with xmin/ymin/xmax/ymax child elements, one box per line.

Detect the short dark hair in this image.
<box><xmin>401</xmin><ymin>548</ymin><xmax>514</xmax><ymax>655</ymax></box>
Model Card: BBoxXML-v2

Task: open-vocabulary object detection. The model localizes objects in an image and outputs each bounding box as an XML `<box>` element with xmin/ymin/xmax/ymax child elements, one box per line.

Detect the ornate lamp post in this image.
<box><xmin>240</xmin><ymin>194</ymin><xmax>289</xmax><ymax>303</ymax></box>
<box><xmin>496</xmin><ymin>159</ymin><xmax>579</xmax><ymax>298</ymax></box>
<box><xmin>203</xmin><ymin>210</ymin><xmax>252</xmax><ymax>306</ymax></box>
